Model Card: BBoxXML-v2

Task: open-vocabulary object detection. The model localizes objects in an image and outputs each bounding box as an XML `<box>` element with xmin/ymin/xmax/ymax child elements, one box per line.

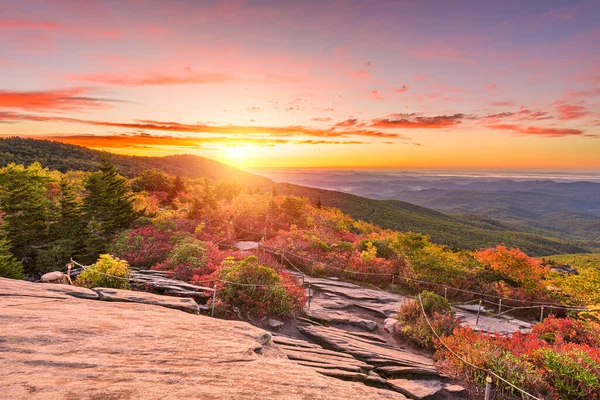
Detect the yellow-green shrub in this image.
<box><xmin>76</xmin><ymin>254</ymin><xmax>130</xmax><ymax>289</ymax></box>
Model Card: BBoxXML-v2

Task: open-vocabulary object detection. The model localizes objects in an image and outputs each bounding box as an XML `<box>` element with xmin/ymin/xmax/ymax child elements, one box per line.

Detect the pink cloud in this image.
<box><xmin>69</xmin><ymin>71</ymin><xmax>237</xmax><ymax>86</ymax></box>
<box><xmin>394</xmin><ymin>85</ymin><xmax>409</xmax><ymax>94</ymax></box>
<box><xmin>348</xmin><ymin>70</ymin><xmax>371</xmax><ymax>80</ymax></box>
<box><xmin>371</xmin><ymin>90</ymin><xmax>385</xmax><ymax>101</ymax></box>
<box><xmin>489</xmin><ymin>100</ymin><xmax>515</xmax><ymax>107</ymax></box>
<box><xmin>370</xmin><ymin>113</ymin><xmax>467</xmax><ymax>129</ymax></box>
<box><xmin>487</xmin><ymin>124</ymin><xmax>585</xmax><ymax>137</ymax></box>
<box><xmin>554</xmin><ymin>102</ymin><xmax>591</xmax><ymax>120</ymax></box>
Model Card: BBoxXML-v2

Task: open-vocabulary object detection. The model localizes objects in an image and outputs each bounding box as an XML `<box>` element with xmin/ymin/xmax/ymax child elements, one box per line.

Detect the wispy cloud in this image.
<box><xmin>25</xmin><ymin>133</ymin><xmax>367</xmax><ymax>149</ymax></box>
<box><xmin>69</xmin><ymin>71</ymin><xmax>237</xmax><ymax>86</ymax></box>
<box><xmin>0</xmin><ymin>112</ymin><xmax>403</xmax><ymax>139</ymax></box>
<box><xmin>554</xmin><ymin>102</ymin><xmax>591</xmax><ymax>120</ymax></box>
<box><xmin>0</xmin><ymin>88</ymin><xmax>124</xmax><ymax>112</ymax></box>
<box><xmin>370</xmin><ymin>113</ymin><xmax>467</xmax><ymax>129</ymax></box>
<box><xmin>486</xmin><ymin>124</ymin><xmax>586</xmax><ymax>137</ymax></box>
<box><xmin>371</xmin><ymin>90</ymin><xmax>384</xmax><ymax>101</ymax></box>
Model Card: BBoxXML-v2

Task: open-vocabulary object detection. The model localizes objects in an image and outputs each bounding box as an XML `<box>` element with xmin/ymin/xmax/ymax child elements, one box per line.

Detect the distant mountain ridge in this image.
<box><xmin>0</xmin><ymin>137</ymin><xmax>592</xmax><ymax>256</ymax></box>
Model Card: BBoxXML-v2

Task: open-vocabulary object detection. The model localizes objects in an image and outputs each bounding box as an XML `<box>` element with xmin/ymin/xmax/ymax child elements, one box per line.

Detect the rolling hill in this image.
<box><xmin>0</xmin><ymin>137</ymin><xmax>591</xmax><ymax>256</ymax></box>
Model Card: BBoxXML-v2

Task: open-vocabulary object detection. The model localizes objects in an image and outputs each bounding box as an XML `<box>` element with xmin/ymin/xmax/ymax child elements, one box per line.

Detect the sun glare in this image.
<box><xmin>223</xmin><ymin>146</ymin><xmax>249</xmax><ymax>167</ymax></box>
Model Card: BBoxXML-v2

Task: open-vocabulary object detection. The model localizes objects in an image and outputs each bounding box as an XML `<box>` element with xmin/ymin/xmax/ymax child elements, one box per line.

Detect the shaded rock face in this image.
<box><xmin>0</xmin><ymin>278</ymin><xmax>406</xmax><ymax>400</ymax></box>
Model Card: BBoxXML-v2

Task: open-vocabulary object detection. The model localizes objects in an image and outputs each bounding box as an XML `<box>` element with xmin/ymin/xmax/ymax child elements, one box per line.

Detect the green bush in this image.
<box><xmin>218</xmin><ymin>256</ymin><xmax>305</xmax><ymax>317</ymax></box>
<box><xmin>0</xmin><ymin>238</ymin><xmax>24</xmax><ymax>279</ymax></box>
<box><xmin>396</xmin><ymin>290</ymin><xmax>460</xmax><ymax>349</ymax></box>
<box><xmin>76</xmin><ymin>254</ymin><xmax>130</xmax><ymax>289</ymax></box>
<box><xmin>537</xmin><ymin>347</ymin><xmax>600</xmax><ymax>399</ymax></box>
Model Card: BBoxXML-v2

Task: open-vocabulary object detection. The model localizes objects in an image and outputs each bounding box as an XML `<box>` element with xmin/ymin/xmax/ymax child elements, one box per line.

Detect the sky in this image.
<box><xmin>0</xmin><ymin>0</ymin><xmax>599</xmax><ymax>170</ymax></box>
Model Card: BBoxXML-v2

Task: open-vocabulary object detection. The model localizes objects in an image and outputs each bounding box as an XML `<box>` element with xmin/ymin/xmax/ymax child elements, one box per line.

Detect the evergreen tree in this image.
<box><xmin>202</xmin><ymin>179</ymin><xmax>218</xmax><ymax>209</ymax></box>
<box><xmin>83</xmin><ymin>218</ymin><xmax>107</xmax><ymax>263</ymax></box>
<box><xmin>0</xmin><ymin>163</ymin><xmax>53</xmax><ymax>269</ymax></box>
<box><xmin>0</xmin><ymin>237</ymin><xmax>24</xmax><ymax>279</ymax></box>
<box><xmin>37</xmin><ymin>177</ymin><xmax>86</xmax><ymax>273</ymax></box>
<box><xmin>316</xmin><ymin>196</ymin><xmax>323</xmax><ymax>209</ymax></box>
<box><xmin>272</xmin><ymin>184</ymin><xmax>278</xmax><ymax>196</ymax></box>
<box><xmin>167</xmin><ymin>175</ymin><xmax>185</xmax><ymax>205</ymax></box>
<box><xmin>82</xmin><ymin>155</ymin><xmax>136</xmax><ymax>256</ymax></box>
<box><xmin>187</xmin><ymin>197</ymin><xmax>203</xmax><ymax>220</ymax></box>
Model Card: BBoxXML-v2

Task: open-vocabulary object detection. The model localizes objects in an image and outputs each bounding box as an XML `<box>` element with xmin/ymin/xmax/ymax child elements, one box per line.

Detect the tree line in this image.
<box><xmin>0</xmin><ymin>155</ymin><xmax>137</xmax><ymax>278</ymax></box>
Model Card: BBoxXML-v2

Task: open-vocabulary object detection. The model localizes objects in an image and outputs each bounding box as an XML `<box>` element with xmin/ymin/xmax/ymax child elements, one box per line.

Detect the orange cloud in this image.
<box><xmin>0</xmin><ymin>112</ymin><xmax>402</xmax><ymax>139</ymax></box>
<box><xmin>25</xmin><ymin>133</ymin><xmax>366</xmax><ymax>149</ymax></box>
<box><xmin>0</xmin><ymin>88</ymin><xmax>122</xmax><ymax>112</ymax></box>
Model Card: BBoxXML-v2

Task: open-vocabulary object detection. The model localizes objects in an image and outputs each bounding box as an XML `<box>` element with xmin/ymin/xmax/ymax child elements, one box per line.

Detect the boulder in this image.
<box><xmin>443</xmin><ymin>384</ymin><xmax>467</xmax><ymax>396</ymax></box>
<box><xmin>268</xmin><ymin>319</ymin><xmax>284</xmax><ymax>329</ymax></box>
<box><xmin>92</xmin><ymin>287</ymin><xmax>200</xmax><ymax>314</ymax></box>
<box><xmin>384</xmin><ymin>318</ymin><xmax>397</xmax><ymax>334</ymax></box>
<box><xmin>40</xmin><ymin>271</ymin><xmax>66</xmax><ymax>284</ymax></box>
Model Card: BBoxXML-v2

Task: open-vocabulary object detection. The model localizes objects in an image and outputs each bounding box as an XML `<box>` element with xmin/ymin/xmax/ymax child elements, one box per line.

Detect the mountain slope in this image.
<box><xmin>0</xmin><ymin>137</ymin><xmax>591</xmax><ymax>256</ymax></box>
<box><xmin>277</xmin><ymin>183</ymin><xmax>590</xmax><ymax>256</ymax></box>
<box><xmin>0</xmin><ymin>137</ymin><xmax>272</xmax><ymax>187</ymax></box>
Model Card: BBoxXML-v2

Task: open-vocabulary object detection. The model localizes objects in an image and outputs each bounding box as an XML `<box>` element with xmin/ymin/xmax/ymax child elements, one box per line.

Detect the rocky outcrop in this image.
<box><xmin>93</xmin><ymin>287</ymin><xmax>200</xmax><ymax>314</ymax></box>
<box><xmin>0</xmin><ymin>278</ymin><xmax>405</xmax><ymax>400</ymax></box>
<box><xmin>304</xmin><ymin>274</ymin><xmax>532</xmax><ymax>335</ymax></box>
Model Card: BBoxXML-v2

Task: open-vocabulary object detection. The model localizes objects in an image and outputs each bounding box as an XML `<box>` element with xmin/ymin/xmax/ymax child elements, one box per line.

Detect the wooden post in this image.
<box><xmin>211</xmin><ymin>285</ymin><xmax>217</xmax><ymax>317</ymax></box>
<box><xmin>391</xmin><ymin>274</ymin><xmax>395</xmax><ymax>289</ymax></box>
<box><xmin>66</xmin><ymin>262</ymin><xmax>73</xmax><ymax>285</ymax></box>
<box><xmin>540</xmin><ymin>305</ymin><xmax>545</xmax><ymax>322</ymax></box>
<box><xmin>476</xmin><ymin>299</ymin><xmax>483</xmax><ymax>326</ymax></box>
<box><xmin>498</xmin><ymin>299</ymin><xmax>502</xmax><ymax>316</ymax></box>
<box><xmin>484</xmin><ymin>376</ymin><xmax>492</xmax><ymax>400</ymax></box>
<box><xmin>308</xmin><ymin>284</ymin><xmax>311</xmax><ymax>310</ymax></box>
<box><xmin>444</xmin><ymin>287</ymin><xmax>447</xmax><ymax>299</ymax></box>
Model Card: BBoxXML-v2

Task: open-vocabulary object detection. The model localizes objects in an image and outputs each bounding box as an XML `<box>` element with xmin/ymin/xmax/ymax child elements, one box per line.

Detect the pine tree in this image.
<box><xmin>316</xmin><ymin>196</ymin><xmax>323</xmax><ymax>209</ymax></box>
<box><xmin>0</xmin><ymin>163</ymin><xmax>52</xmax><ymax>269</ymax></box>
<box><xmin>167</xmin><ymin>175</ymin><xmax>185</xmax><ymax>205</ymax></box>
<box><xmin>0</xmin><ymin>237</ymin><xmax>24</xmax><ymax>279</ymax></box>
<box><xmin>83</xmin><ymin>154</ymin><xmax>136</xmax><ymax>241</ymax></box>
<box><xmin>37</xmin><ymin>177</ymin><xmax>86</xmax><ymax>273</ymax></box>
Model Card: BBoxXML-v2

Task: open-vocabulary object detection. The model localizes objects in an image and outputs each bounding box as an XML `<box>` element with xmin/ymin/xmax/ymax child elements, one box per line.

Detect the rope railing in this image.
<box><xmin>254</xmin><ymin>243</ymin><xmax>591</xmax><ymax>313</ymax></box>
<box><xmin>417</xmin><ymin>294</ymin><xmax>543</xmax><ymax>400</ymax></box>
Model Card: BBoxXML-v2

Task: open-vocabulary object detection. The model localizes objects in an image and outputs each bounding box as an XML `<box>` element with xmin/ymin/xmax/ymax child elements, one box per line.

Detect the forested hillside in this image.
<box><xmin>0</xmin><ymin>137</ymin><xmax>272</xmax><ymax>187</ymax></box>
<box><xmin>0</xmin><ymin>137</ymin><xmax>591</xmax><ymax>256</ymax></box>
<box><xmin>278</xmin><ymin>183</ymin><xmax>590</xmax><ymax>256</ymax></box>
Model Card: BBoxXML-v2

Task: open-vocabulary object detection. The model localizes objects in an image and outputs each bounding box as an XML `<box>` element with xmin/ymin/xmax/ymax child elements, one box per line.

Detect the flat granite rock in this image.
<box><xmin>0</xmin><ymin>277</ymin><xmax>99</xmax><ymax>300</ymax></box>
<box><xmin>298</xmin><ymin>324</ymin><xmax>437</xmax><ymax>373</ymax></box>
<box><xmin>388</xmin><ymin>378</ymin><xmax>443</xmax><ymax>399</ymax></box>
<box><xmin>93</xmin><ymin>287</ymin><xmax>200</xmax><ymax>314</ymax></box>
<box><xmin>0</xmin><ymin>278</ymin><xmax>407</xmax><ymax>400</ymax></box>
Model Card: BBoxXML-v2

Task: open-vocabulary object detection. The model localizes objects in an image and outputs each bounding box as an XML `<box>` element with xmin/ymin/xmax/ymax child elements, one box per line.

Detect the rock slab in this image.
<box><xmin>0</xmin><ymin>278</ymin><xmax>406</xmax><ymax>400</ymax></box>
<box><xmin>93</xmin><ymin>287</ymin><xmax>200</xmax><ymax>314</ymax></box>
